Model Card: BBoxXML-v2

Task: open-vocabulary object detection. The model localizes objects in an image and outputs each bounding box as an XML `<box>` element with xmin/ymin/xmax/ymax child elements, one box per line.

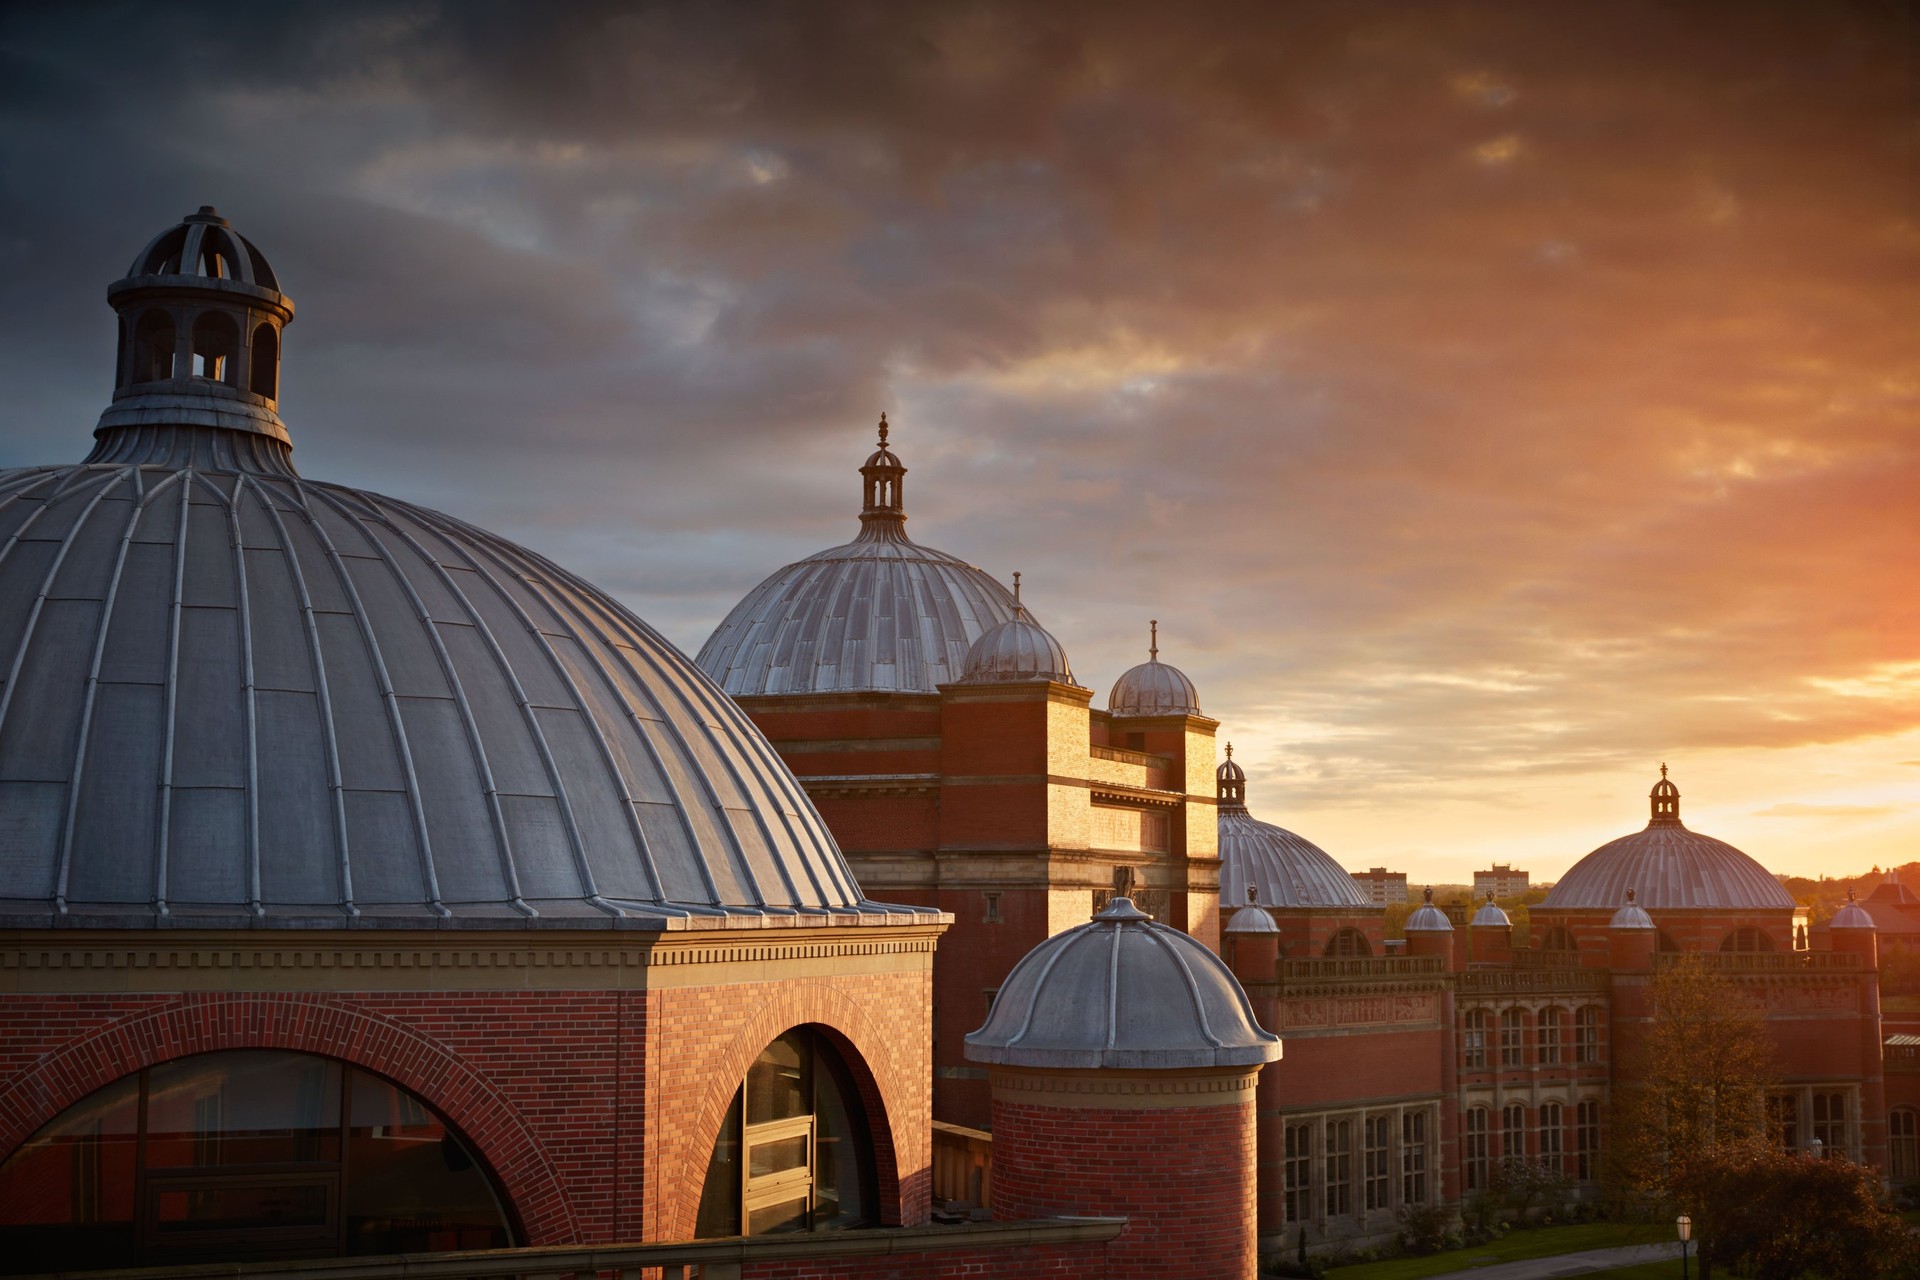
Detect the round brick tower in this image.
<box><xmin>966</xmin><ymin>896</ymin><xmax>1283</xmax><ymax>1278</ymax></box>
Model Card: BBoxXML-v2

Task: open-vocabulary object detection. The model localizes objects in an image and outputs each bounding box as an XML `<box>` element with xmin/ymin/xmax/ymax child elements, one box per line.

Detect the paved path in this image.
<box><xmin>1434</xmin><ymin>1240</ymin><xmax>1683</xmax><ymax>1279</ymax></box>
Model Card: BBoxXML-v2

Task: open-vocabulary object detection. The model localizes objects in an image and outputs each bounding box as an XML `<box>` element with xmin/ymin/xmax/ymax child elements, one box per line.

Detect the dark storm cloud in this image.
<box><xmin>1</xmin><ymin>0</ymin><xmax>1914</xmax><ymax>866</ymax></box>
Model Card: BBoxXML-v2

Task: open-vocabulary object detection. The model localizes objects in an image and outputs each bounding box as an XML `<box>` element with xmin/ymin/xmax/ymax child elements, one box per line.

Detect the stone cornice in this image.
<box><xmin>990</xmin><ymin>1065</ymin><xmax>1259</xmax><ymax>1111</ymax></box>
<box><xmin>0</xmin><ymin>924</ymin><xmax>946</xmax><ymax>994</ymax></box>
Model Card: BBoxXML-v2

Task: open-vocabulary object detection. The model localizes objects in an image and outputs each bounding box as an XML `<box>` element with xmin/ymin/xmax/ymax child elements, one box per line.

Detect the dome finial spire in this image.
<box><xmin>1012</xmin><ymin>570</ymin><xmax>1022</xmax><ymax>610</ymax></box>
<box><xmin>1225</xmin><ymin>741</ymin><xmax>1233</xmax><ymax>760</ymax></box>
<box><xmin>1149</xmin><ymin>619</ymin><xmax>1159</xmax><ymax>661</ymax></box>
<box><xmin>877</xmin><ymin>410</ymin><xmax>889</xmax><ymax>448</ymax></box>
<box><xmin>856</xmin><ymin>413</ymin><xmax>908</xmax><ymax>540</ymax></box>
<box><xmin>1660</xmin><ymin>761</ymin><xmax>1668</xmax><ymax>780</ymax></box>
<box><xmin>1649</xmin><ymin>763</ymin><xmax>1681</xmax><ymax>826</ymax></box>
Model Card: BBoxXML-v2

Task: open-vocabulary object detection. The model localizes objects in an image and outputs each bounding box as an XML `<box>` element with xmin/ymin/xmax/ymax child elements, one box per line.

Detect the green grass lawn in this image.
<box><xmin>1319</xmin><ymin>1222</ymin><xmax>1671</xmax><ymax>1280</ymax></box>
<box><xmin>1580</xmin><ymin>1264</ymin><xmax>1688</xmax><ymax>1280</ymax></box>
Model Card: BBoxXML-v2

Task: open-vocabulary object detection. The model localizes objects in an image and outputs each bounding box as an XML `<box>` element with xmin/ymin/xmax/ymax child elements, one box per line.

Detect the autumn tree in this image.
<box><xmin>1689</xmin><ymin>1148</ymin><xmax>1916</xmax><ymax>1280</ymax></box>
<box><xmin>1604</xmin><ymin>951</ymin><xmax>1776</xmax><ymax>1217</ymax></box>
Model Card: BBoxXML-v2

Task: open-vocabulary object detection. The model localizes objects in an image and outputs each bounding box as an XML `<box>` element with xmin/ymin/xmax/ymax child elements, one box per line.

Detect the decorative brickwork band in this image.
<box><xmin>989</xmin><ymin>1065</ymin><xmax>1260</xmax><ymax>1111</ymax></box>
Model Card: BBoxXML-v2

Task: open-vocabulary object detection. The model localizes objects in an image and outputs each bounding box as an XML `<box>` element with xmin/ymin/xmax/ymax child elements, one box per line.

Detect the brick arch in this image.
<box><xmin>0</xmin><ymin>992</ymin><xmax>577</xmax><ymax>1244</ymax></box>
<box><xmin>660</xmin><ymin>979</ymin><xmax>918</xmax><ymax>1239</ymax></box>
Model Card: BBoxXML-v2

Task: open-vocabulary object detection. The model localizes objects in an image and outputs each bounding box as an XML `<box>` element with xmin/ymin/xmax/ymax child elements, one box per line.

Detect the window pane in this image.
<box><xmin>150</xmin><ymin>1178</ymin><xmax>331</xmax><ymax>1235</ymax></box>
<box><xmin>747</xmin><ymin>1194</ymin><xmax>810</xmax><ymax>1235</ymax></box>
<box><xmin>746</xmin><ymin>1035</ymin><xmax>808</xmax><ymax>1125</ymax></box>
<box><xmin>343</xmin><ymin>1069</ymin><xmax>511</xmax><ymax>1256</ymax></box>
<box><xmin>146</xmin><ymin>1052</ymin><xmax>341</xmax><ymax>1168</ymax></box>
<box><xmin>748</xmin><ymin>1132</ymin><xmax>810</xmax><ymax>1179</ymax></box>
<box><xmin>695</xmin><ymin>1099</ymin><xmax>742</xmax><ymax>1238</ymax></box>
<box><xmin>812</xmin><ymin>1048</ymin><xmax>871</xmax><ymax>1230</ymax></box>
<box><xmin>0</xmin><ymin>1073</ymin><xmax>140</xmax><ymax>1272</ymax></box>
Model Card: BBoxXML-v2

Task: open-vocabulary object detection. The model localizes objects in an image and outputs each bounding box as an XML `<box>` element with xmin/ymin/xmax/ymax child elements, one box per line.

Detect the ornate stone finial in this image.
<box><xmin>1423</xmin><ymin>886</ymin><xmax>1434</xmax><ymax>904</ymax></box>
<box><xmin>1848</xmin><ymin>887</ymin><xmax>1858</xmax><ymax>903</ymax></box>
<box><xmin>877</xmin><ymin>411</ymin><xmax>889</xmax><ymax>448</ymax></box>
<box><xmin>1149</xmin><ymin>619</ymin><xmax>1159</xmax><ymax>661</ymax></box>
<box><xmin>1012</xmin><ymin>570</ymin><xmax>1022</xmax><ymax>609</ymax></box>
<box><xmin>1486</xmin><ymin>889</ymin><xmax>1497</xmax><ymax>904</ymax></box>
<box><xmin>1248</xmin><ymin>883</ymin><xmax>1259</xmax><ymax>904</ymax></box>
<box><xmin>1660</xmin><ymin>762</ymin><xmax>1668</xmax><ymax>780</ymax></box>
<box><xmin>1626</xmin><ymin>887</ymin><xmax>1637</xmax><ymax>904</ymax></box>
<box><xmin>1225</xmin><ymin>741</ymin><xmax>1233</xmax><ymax>760</ymax></box>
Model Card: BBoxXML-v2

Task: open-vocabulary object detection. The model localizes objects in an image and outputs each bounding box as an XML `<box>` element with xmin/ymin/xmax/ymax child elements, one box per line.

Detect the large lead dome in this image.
<box><xmin>696</xmin><ymin>416</ymin><xmax>1019</xmax><ymax>695</ymax></box>
<box><xmin>0</xmin><ymin>208</ymin><xmax>909</xmax><ymax>930</ymax></box>
<box><xmin>1215</xmin><ymin>749</ymin><xmax>1372</xmax><ymax>909</ymax></box>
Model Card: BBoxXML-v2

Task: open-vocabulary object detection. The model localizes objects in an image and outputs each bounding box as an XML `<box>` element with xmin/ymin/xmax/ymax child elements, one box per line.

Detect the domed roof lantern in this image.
<box><xmin>964</xmin><ymin>895</ymin><xmax>1282</xmax><ymax>1069</ymax></box>
<box><xmin>1108</xmin><ymin>620</ymin><xmax>1203</xmax><ymax>716</ymax></box>
<box><xmin>1405</xmin><ymin>886</ymin><xmax>1454</xmax><ymax>933</ymax></box>
<box><xmin>858</xmin><ymin>412</ymin><xmax>908</xmax><ymax>539</ymax></box>
<box><xmin>1609</xmin><ymin>887</ymin><xmax>1656</xmax><ymax>931</ymax></box>
<box><xmin>96</xmin><ymin>206</ymin><xmax>296</xmax><ymax>466</ymax></box>
<box><xmin>1217</xmin><ymin>742</ymin><xmax>1246</xmax><ymax>809</ymax></box>
<box><xmin>1471</xmin><ymin>889</ymin><xmax>1511</xmax><ymax>928</ymax></box>
<box><xmin>1830</xmin><ymin>887</ymin><xmax>1876</xmax><ymax>931</ymax></box>
<box><xmin>1650</xmin><ymin>762</ymin><xmax>1681</xmax><ymax>827</ymax></box>
<box><xmin>960</xmin><ymin>572</ymin><xmax>1082</xmax><ymax>686</ymax></box>
<box><xmin>1225</xmin><ymin>883</ymin><xmax>1280</xmax><ymax>934</ymax></box>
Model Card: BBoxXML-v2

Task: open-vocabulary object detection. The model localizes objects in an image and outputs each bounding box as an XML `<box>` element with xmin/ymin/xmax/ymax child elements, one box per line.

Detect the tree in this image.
<box><xmin>1604</xmin><ymin>952</ymin><xmax>1776</xmax><ymax>1217</ymax></box>
<box><xmin>1689</xmin><ymin>1149</ymin><xmax>1916</xmax><ymax>1279</ymax></box>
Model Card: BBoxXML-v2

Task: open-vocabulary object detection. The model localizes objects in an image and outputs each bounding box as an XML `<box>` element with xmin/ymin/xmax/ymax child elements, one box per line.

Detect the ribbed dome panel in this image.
<box><xmin>697</xmin><ymin>526</ymin><xmax>1018</xmax><ymax>695</ymax></box>
<box><xmin>0</xmin><ymin>461</ymin><xmax>903</xmax><ymax>929</ymax></box>
<box><xmin>1218</xmin><ymin>808</ymin><xmax>1372</xmax><ymax>909</ymax></box>
<box><xmin>1541</xmin><ymin>825</ymin><xmax>1794</xmax><ymax>911</ymax></box>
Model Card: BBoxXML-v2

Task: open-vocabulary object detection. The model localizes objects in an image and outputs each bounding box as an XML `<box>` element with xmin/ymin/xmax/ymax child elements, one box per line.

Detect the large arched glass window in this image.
<box><xmin>1323</xmin><ymin>927</ymin><xmax>1372</xmax><ymax>958</ymax></box>
<box><xmin>0</xmin><ymin>1051</ymin><xmax>511</xmax><ymax>1273</ymax></box>
<box><xmin>695</xmin><ymin>1028</ymin><xmax>876</xmax><ymax>1237</ymax></box>
<box><xmin>1720</xmin><ymin>926</ymin><xmax>1774</xmax><ymax>953</ymax></box>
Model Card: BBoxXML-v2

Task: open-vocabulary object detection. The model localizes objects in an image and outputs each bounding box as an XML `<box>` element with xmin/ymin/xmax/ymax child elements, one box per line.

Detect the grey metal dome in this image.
<box><xmin>1405</xmin><ymin>888</ymin><xmax>1454</xmax><ymax>933</ymax></box>
<box><xmin>1471</xmin><ymin>894</ymin><xmax>1512</xmax><ymax>928</ymax></box>
<box><xmin>1831</xmin><ymin>891</ymin><xmax>1875</xmax><ymax>930</ymax></box>
<box><xmin>964</xmin><ymin>897</ymin><xmax>1282</xmax><ymax>1070</ymax></box>
<box><xmin>1107</xmin><ymin>621</ymin><xmax>1201</xmax><ymax>716</ymax></box>
<box><xmin>1217</xmin><ymin>760</ymin><xmax>1372</xmax><ymax>910</ymax></box>
<box><xmin>1609</xmin><ymin>890</ymin><xmax>1656</xmax><ymax>931</ymax></box>
<box><xmin>696</xmin><ymin>417</ymin><xmax>1019</xmax><ymax>696</ymax></box>
<box><xmin>959</xmin><ymin>573</ymin><xmax>1079</xmax><ymax>686</ymax></box>
<box><xmin>126</xmin><ymin>206</ymin><xmax>280</xmax><ymax>289</ymax></box>
<box><xmin>1540</xmin><ymin>771</ymin><xmax>1794</xmax><ymax>912</ymax></box>
<box><xmin>1224</xmin><ymin>901</ymin><xmax>1279</xmax><ymax>934</ymax></box>
<box><xmin>0</xmin><ymin>216</ymin><xmax>925</xmax><ymax>932</ymax></box>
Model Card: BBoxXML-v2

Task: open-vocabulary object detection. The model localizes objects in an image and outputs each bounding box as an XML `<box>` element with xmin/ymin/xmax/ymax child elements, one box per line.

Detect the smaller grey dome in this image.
<box><xmin>1108</xmin><ymin>620</ymin><xmax>1201</xmax><ymax>716</ymax></box>
<box><xmin>126</xmin><ymin>206</ymin><xmax>280</xmax><ymax>291</ymax></box>
<box><xmin>1609</xmin><ymin>891</ymin><xmax>1656</xmax><ymax>930</ymax></box>
<box><xmin>960</xmin><ymin>574</ymin><xmax>1080</xmax><ymax>685</ymax></box>
<box><xmin>1225</xmin><ymin>902</ymin><xmax>1279</xmax><ymax>934</ymax></box>
<box><xmin>1831</xmin><ymin>891</ymin><xmax>1875</xmax><ymax>931</ymax></box>
<box><xmin>1405</xmin><ymin>888</ymin><xmax>1454</xmax><ymax>933</ymax></box>
<box><xmin>1472</xmin><ymin>893</ymin><xmax>1511</xmax><ymax>928</ymax></box>
<box><xmin>1217</xmin><ymin>755</ymin><xmax>1246</xmax><ymax>783</ymax></box>
<box><xmin>965</xmin><ymin>897</ymin><xmax>1282</xmax><ymax>1070</ymax></box>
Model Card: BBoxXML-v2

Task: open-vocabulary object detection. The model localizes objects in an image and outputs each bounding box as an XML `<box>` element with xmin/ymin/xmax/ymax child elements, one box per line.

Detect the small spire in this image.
<box><xmin>1225</xmin><ymin>741</ymin><xmax>1233</xmax><ymax>760</ymax></box>
<box><xmin>1626</xmin><ymin>887</ymin><xmax>1637</xmax><ymax>904</ymax></box>
<box><xmin>1660</xmin><ymin>762</ymin><xmax>1668</xmax><ymax>780</ymax></box>
<box><xmin>1149</xmin><ymin>619</ymin><xmax>1159</xmax><ymax>661</ymax></box>
<box><xmin>1423</xmin><ymin>886</ymin><xmax>1434</xmax><ymax>904</ymax></box>
<box><xmin>1848</xmin><ymin>887</ymin><xmax>1858</xmax><ymax>903</ymax></box>
<box><xmin>877</xmin><ymin>411</ymin><xmax>889</xmax><ymax>448</ymax></box>
<box><xmin>1248</xmin><ymin>884</ymin><xmax>1258</xmax><ymax>904</ymax></box>
<box><xmin>1486</xmin><ymin>888</ymin><xmax>1496</xmax><ymax>904</ymax></box>
<box><xmin>1012</xmin><ymin>570</ymin><xmax>1022</xmax><ymax>607</ymax></box>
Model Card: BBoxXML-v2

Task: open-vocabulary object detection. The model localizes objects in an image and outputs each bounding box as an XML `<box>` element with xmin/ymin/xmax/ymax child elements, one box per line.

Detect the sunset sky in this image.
<box><xmin>1</xmin><ymin>1</ymin><xmax>1913</xmax><ymax>884</ymax></box>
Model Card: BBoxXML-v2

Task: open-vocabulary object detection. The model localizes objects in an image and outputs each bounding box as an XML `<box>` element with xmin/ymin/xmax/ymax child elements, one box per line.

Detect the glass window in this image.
<box><xmin>1503</xmin><ymin>1102</ymin><xmax>1527</xmax><ymax>1159</ymax></box>
<box><xmin>1363</xmin><ymin>1115</ymin><xmax>1391</xmax><ymax>1210</ymax></box>
<box><xmin>1813</xmin><ymin>1092</ymin><xmax>1847</xmax><ymax>1156</ymax></box>
<box><xmin>1539</xmin><ymin>1008</ymin><xmax>1564</xmax><ymax>1066</ymax></box>
<box><xmin>1323</xmin><ymin>928</ymin><xmax>1372</xmax><ymax>958</ymax></box>
<box><xmin>1539</xmin><ymin>1101</ymin><xmax>1563</xmax><ymax>1175</ymax></box>
<box><xmin>1575</xmin><ymin>1100</ymin><xmax>1601</xmax><ymax>1181</ymax></box>
<box><xmin>1464</xmin><ymin>1009</ymin><xmax>1488</xmax><ymax>1070</ymax></box>
<box><xmin>1720</xmin><ymin>927</ymin><xmax>1774</xmax><ymax>953</ymax></box>
<box><xmin>697</xmin><ymin>1028</ymin><xmax>876</xmax><ymax>1237</ymax></box>
<box><xmin>1891</xmin><ymin>1109</ymin><xmax>1918</xmax><ymax>1181</ymax></box>
<box><xmin>0</xmin><ymin>1051</ymin><xmax>509</xmax><ymax>1274</ymax></box>
<box><xmin>1574</xmin><ymin>1006</ymin><xmax>1601</xmax><ymax>1064</ymax></box>
<box><xmin>1401</xmin><ymin>1112</ymin><xmax>1427</xmax><ymax>1205</ymax></box>
<box><xmin>1500</xmin><ymin>1008</ymin><xmax>1526</xmax><ymax>1067</ymax></box>
<box><xmin>1324</xmin><ymin>1119</ymin><xmax>1352</xmax><ymax>1217</ymax></box>
<box><xmin>1284</xmin><ymin>1124</ymin><xmax>1312</xmax><ymax>1223</ymax></box>
<box><xmin>1464</xmin><ymin>1107</ymin><xmax>1489</xmax><ymax>1192</ymax></box>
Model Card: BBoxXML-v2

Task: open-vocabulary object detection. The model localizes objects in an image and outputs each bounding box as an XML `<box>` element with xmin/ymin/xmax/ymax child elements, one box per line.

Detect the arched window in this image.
<box><xmin>133</xmin><ymin>310</ymin><xmax>176</xmax><ymax>383</ymax></box>
<box><xmin>1574</xmin><ymin>1100</ymin><xmax>1601</xmax><ymax>1180</ymax></box>
<box><xmin>695</xmin><ymin>1028</ymin><xmax>876</xmax><ymax>1236</ymax></box>
<box><xmin>1463</xmin><ymin>1008</ymin><xmax>1488</xmax><ymax>1069</ymax></box>
<box><xmin>190</xmin><ymin>311</ymin><xmax>240</xmax><ymax>385</ymax></box>
<box><xmin>1500</xmin><ymin>1007</ymin><xmax>1526</xmax><ymax>1066</ymax></box>
<box><xmin>1539</xmin><ymin>1101</ymin><xmax>1564</xmax><ymax>1175</ymax></box>
<box><xmin>1538</xmin><ymin>1006</ymin><xmax>1565</xmax><ymax>1066</ymax></box>
<box><xmin>1539</xmin><ymin>925</ymin><xmax>1575</xmax><ymax>952</ymax></box>
<box><xmin>1502</xmin><ymin>1102</ymin><xmax>1527</xmax><ymax>1159</ymax></box>
<box><xmin>1720</xmin><ymin>927</ymin><xmax>1774</xmax><ymax>953</ymax></box>
<box><xmin>250</xmin><ymin>323</ymin><xmax>278</xmax><ymax>399</ymax></box>
<box><xmin>1323</xmin><ymin>927</ymin><xmax>1372</xmax><ymax>958</ymax></box>
<box><xmin>1891</xmin><ymin>1109</ymin><xmax>1918</xmax><ymax>1181</ymax></box>
<box><xmin>0</xmin><ymin>1050</ymin><xmax>510</xmax><ymax>1273</ymax></box>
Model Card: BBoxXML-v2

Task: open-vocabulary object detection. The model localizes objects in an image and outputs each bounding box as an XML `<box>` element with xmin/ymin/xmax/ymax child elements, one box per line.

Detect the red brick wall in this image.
<box><xmin>991</xmin><ymin>1095</ymin><xmax>1256</xmax><ymax>1280</ymax></box>
<box><xmin>742</xmin><ymin>1242</ymin><xmax>1105</xmax><ymax>1278</ymax></box>
<box><xmin>0</xmin><ymin>969</ymin><xmax>933</xmax><ymax>1249</ymax></box>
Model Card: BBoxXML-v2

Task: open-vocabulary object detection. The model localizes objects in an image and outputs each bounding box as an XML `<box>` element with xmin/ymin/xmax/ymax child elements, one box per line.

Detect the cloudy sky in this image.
<box><xmin>2</xmin><ymin>0</ymin><xmax>1914</xmax><ymax>883</ymax></box>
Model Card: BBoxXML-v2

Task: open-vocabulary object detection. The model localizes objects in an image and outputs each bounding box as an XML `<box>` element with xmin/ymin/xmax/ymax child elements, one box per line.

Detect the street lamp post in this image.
<box><xmin>1677</xmin><ymin>1213</ymin><xmax>1692</xmax><ymax>1280</ymax></box>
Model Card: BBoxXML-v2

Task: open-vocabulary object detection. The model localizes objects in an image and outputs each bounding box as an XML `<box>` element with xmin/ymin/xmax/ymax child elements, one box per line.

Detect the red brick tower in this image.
<box><xmin>967</xmin><ymin>897</ymin><xmax>1283</xmax><ymax>1278</ymax></box>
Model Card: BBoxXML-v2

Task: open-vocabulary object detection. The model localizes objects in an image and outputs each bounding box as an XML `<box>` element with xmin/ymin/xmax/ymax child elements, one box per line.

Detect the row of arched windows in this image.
<box><xmin>1463</xmin><ymin>1005</ymin><xmax>1603</xmax><ymax>1070</ymax></box>
<box><xmin>121</xmin><ymin>307</ymin><xmax>278</xmax><ymax>400</ymax></box>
